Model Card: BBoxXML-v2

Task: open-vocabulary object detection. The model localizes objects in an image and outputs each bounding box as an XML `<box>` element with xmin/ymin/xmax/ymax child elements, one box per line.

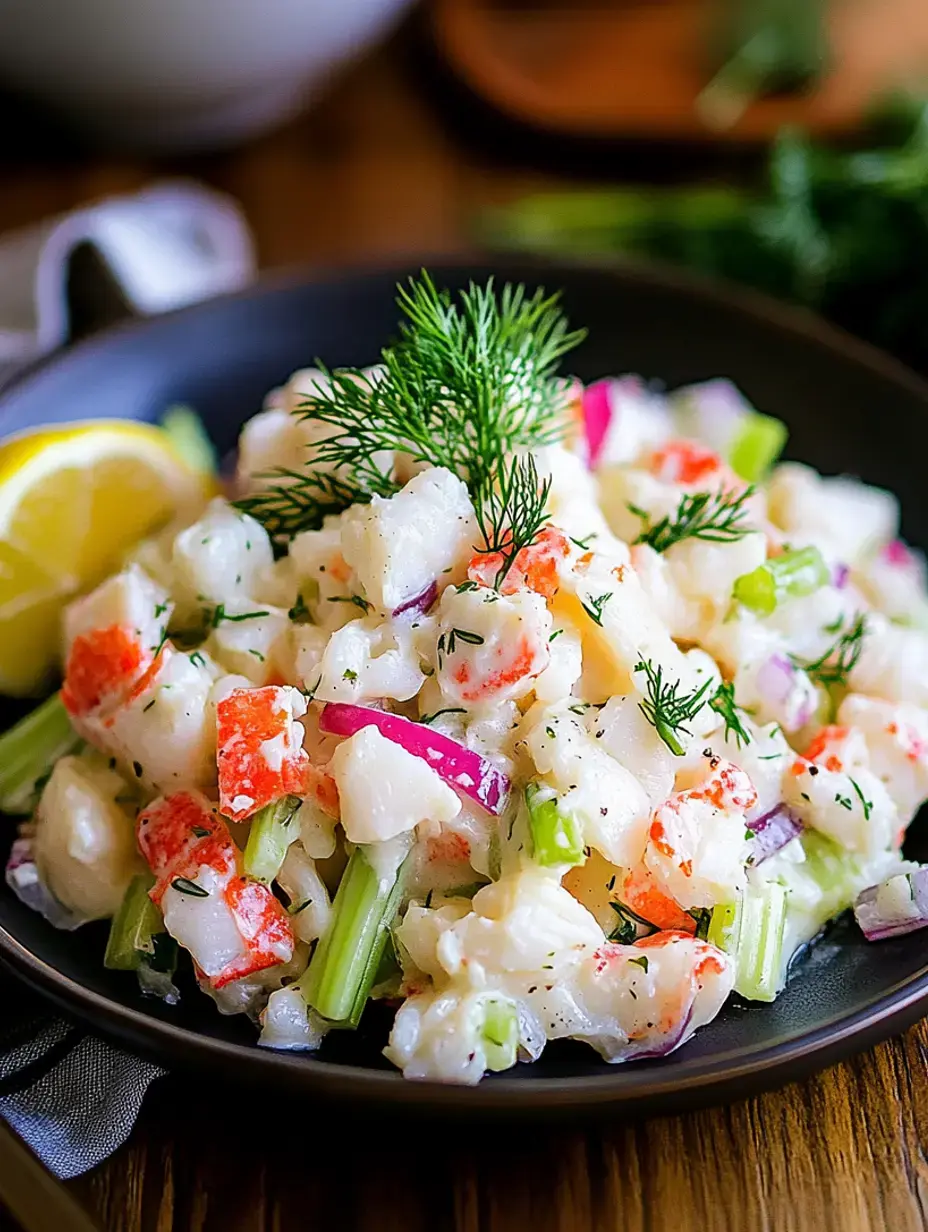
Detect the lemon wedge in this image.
<box><xmin>0</xmin><ymin>420</ymin><xmax>212</xmax><ymax>696</ymax></box>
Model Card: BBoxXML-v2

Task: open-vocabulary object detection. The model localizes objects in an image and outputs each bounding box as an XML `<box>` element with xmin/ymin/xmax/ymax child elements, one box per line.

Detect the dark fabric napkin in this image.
<box><xmin>0</xmin><ymin>970</ymin><xmax>164</xmax><ymax>1179</ymax></box>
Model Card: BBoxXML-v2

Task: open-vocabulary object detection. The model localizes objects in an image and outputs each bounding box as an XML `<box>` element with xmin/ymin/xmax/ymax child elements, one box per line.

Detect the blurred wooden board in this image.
<box><xmin>429</xmin><ymin>0</ymin><xmax>928</xmax><ymax>142</ymax></box>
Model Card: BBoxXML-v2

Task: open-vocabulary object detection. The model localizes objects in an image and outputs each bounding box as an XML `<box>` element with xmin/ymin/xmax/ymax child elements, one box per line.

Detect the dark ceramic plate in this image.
<box><xmin>2</xmin><ymin>259</ymin><xmax>928</xmax><ymax>1115</ymax></box>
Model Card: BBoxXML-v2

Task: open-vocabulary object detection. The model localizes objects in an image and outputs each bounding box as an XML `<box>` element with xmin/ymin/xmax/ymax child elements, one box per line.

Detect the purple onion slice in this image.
<box><xmin>854</xmin><ymin>868</ymin><xmax>928</xmax><ymax>941</ymax></box>
<box><xmin>746</xmin><ymin>805</ymin><xmax>803</xmax><ymax>866</ymax></box>
<box><xmin>391</xmin><ymin>579</ymin><xmax>438</xmax><ymax>620</ymax></box>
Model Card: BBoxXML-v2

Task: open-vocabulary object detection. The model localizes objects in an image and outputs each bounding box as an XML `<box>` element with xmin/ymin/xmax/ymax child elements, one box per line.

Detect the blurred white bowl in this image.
<box><xmin>0</xmin><ymin>0</ymin><xmax>414</xmax><ymax>153</ymax></box>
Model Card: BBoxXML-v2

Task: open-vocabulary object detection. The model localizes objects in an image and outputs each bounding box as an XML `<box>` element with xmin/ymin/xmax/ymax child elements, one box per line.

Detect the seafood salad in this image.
<box><xmin>5</xmin><ymin>273</ymin><xmax>928</xmax><ymax>1086</ymax></box>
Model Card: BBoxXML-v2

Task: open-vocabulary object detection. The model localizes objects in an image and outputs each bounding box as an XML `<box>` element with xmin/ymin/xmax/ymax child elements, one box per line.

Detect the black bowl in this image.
<box><xmin>2</xmin><ymin>258</ymin><xmax>928</xmax><ymax>1115</ymax></box>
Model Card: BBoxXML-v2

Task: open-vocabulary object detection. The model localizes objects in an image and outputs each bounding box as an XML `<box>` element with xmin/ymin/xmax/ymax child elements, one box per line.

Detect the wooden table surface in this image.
<box><xmin>1</xmin><ymin>27</ymin><xmax>927</xmax><ymax>1232</ymax></box>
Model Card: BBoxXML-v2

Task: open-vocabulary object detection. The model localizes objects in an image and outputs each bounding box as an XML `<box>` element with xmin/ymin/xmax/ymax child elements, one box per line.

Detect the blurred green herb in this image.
<box><xmin>480</xmin><ymin>96</ymin><xmax>928</xmax><ymax>372</ymax></box>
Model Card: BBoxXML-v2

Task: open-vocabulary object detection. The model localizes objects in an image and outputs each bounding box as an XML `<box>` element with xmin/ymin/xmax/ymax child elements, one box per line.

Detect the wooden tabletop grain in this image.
<box><xmin>0</xmin><ymin>27</ymin><xmax>926</xmax><ymax>1232</ymax></box>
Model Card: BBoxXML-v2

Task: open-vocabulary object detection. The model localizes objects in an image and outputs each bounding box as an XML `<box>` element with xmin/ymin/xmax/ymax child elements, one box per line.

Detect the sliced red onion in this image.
<box><xmin>746</xmin><ymin>805</ymin><xmax>803</xmax><ymax>865</ymax></box>
<box><xmin>882</xmin><ymin>539</ymin><xmax>915</xmax><ymax>568</ymax></box>
<box><xmin>5</xmin><ymin>836</ymin><xmax>85</xmax><ymax>931</ymax></box>
<box><xmin>319</xmin><ymin>702</ymin><xmax>510</xmax><ymax>815</ymax></box>
<box><xmin>392</xmin><ymin>579</ymin><xmax>438</xmax><ymax>620</ymax></box>
<box><xmin>832</xmin><ymin>562</ymin><xmax>850</xmax><ymax>590</ymax></box>
<box><xmin>581</xmin><ymin>380</ymin><xmax>614</xmax><ymax>468</ymax></box>
<box><xmin>755</xmin><ymin>653</ymin><xmax>795</xmax><ymax>706</ymax></box>
<box><xmin>855</xmin><ymin>868</ymin><xmax>928</xmax><ymax>940</ymax></box>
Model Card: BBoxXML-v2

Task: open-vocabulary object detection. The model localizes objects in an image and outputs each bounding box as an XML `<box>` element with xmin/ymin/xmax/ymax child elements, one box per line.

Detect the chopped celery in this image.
<box><xmin>159</xmin><ymin>404</ymin><xmax>218</xmax><ymax>475</ymax></box>
<box><xmin>734</xmin><ymin>884</ymin><xmax>788</xmax><ymax>1002</ymax></box>
<box><xmin>525</xmin><ymin>783</ymin><xmax>584</xmax><ymax>868</ymax></box>
<box><xmin>729</xmin><ymin>411</ymin><xmax>789</xmax><ymax>482</ymax></box>
<box><xmin>482</xmin><ymin>997</ymin><xmax>519</xmax><ymax>1072</ymax></box>
<box><xmin>733</xmin><ymin>545</ymin><xmax>829</xmax><ymax>616</ymax></box>
<box><xmin>0</xmin><ymin>693</ymin><xmax>81</xmax><ymax>815</ymax></box>
<box><xmin>104</xmin><ymin>873</ymin><xmax>166</xmax><ymax>971</ymax></box>
<box><xmin>708</xmin><ymin>885</ymin><xmax>788</xmax><ymax>1001</ymax></box>
<box><xmin>707</xmin><ymin>901</ymin><xmax>739</xmax><ymax>951</ymax></box>
<box><xmin>243</xmin><ymin>795</ymin><xmax>301</xmax><ymax>883</ymax></box>
<box><xmin>800</xmin><ymin>830</ymin><xmax>863</xmax><ymax>924</ymax></box>
<box><xmin>300</xmin><ymin>845</ymin><xmax>408</xmax><ymax>1026</ymax></box>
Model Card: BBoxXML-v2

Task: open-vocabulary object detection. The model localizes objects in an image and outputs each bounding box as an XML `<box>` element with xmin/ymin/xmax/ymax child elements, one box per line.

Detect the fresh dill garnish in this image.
<box><xmin>709</xmin><ymin>680</ymin><xmax>751</xmax><ymax>748</ymax></box>
<box><xmin>607</xmin><ymin>900</ymin><xmax>659</xmax><ymax>945</ymax></box>
<box><xmin>327</xmin><ymin>594</ymin><xmax>372</xmax><ymax>614</ymax></box>
<box><xmin>419</xmin><ymin>707</ymin><xmax>467</xmax><ymax>725</ymax></box>
<box><xmin>342</xmin><ymin>668</ymin><xmax>358</xmax><ymax>682</ymax></box>
<box><xmin>835</xmin><ymin>793</ymin><xmax>852</xmax><ymax>810</ymax></box>
<box><xmin>209</xmin><ymin>604</ymin><xmax>270</xmax><ymax>628</ymax></box>
<box><xmin>189</xmin><ymin>651</ymin><xmax>206</xmax><ymax>668</ymax></box>
<box><xmin>628</xmin><ymin>954</ymin><xmax>649</xmax><ymax>972</ymax></box>
<box><xmin>248</xmin><ymin>649</ymin><xmax>266</xmax><ymax>662</ymax></box>
<box><xmin>471</xmin><ymin>453</ymin><xmax>552</xmax><ymax>589</ymax></box>
<box><xmin>792</xmin><ymin>613</ymin><xmax>867</xmax><ymax>690</ymax></box>
<box><xmin>234</xmin><ymin>273</ymin><xmax>585</xmax><ymax>538</ymax></box>
<box><xmin>580</xmin><ymin>592</ymin><xmax>612</xmax><ymax>626</ymax></box>
<box><xmin>569</xmin><ymin>534</ymin><xmax>596</xmax><ymax>550</ymax></box>
<box><xmin>630</xmin><ymin>486</ymin><xmax>756</xmax><ymax>554</ymax></box>
<box><xmin>634</xmin><ymin>659</ymin><xmax>713</xmax><ymax>756</ymax></box>
<box><xmin>849</xmin><ymin>776</ymin><xmax>873</xmax><ymax>820</ymax></box>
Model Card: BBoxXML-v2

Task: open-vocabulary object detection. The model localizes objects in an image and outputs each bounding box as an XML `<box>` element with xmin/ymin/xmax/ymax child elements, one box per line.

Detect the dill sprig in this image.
<box><xmin>472</xmin><ymin>453</ymin><xmax>552</xmax><ymax>588</ymax></box>
<box><xmin>634</xmin><ymin>659</ymin><xmax>713</xmax><ymax>756</ymax></box>
<box><xmin>792</xmin><ymin>613</ymin><xmax>867</xmax><ymax>690</ymax></box>
<box><xmin>630</xmin><ymin>486</ymin><xmax>756</xmax><ymax>554</ymax></box>
<box><xmin>709</xmin><ymin>680</ymin><xmax>752</xmax><ymax>748</ymax></box>
<box><xmin>235</xmin><ymin>273</ymin><xmax>585</xmax><ymax>538</ymax></box>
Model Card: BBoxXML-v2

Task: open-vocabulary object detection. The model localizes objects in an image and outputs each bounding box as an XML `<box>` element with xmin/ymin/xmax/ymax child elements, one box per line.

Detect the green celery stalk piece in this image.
<box><xmin>104</xmin><ymin>873</ymin><xmax>164</xmax><ymax>971</ymax></box>
<box><xmin>525</xmin><ymin>783</ymin><xmax>585</xmax><ymax>868</ymax></box>
<box><xmin>243</xmin><ymin>795</ymin><xmax>301</xmax><ymax>883</ymax></box>
<box><xmin>733</xmin><ymin>884</ymin><xmax>788</xmax><ymax>1002</ymax></box>
<box><xmin>482</xmin><ymin>997</ymin><xmax>519</xmax><ymax>1072</ymax></box>
<box><xmin>0</xmin><ymin>693</ymin><xmax>81</xmax><ymax>815</ymax></box>
<box><xmin>729</xmin><ymin>411</ymin><xmax>789</xmax><ymax>481</ymax></box>
<box><xmin>160</xmin><ymin>405</ymin><xmax>218</xmax><ymax>475</ymax></box>
<box><xmin>300</xmin><ymin>846</ymin><xmax>409</xmax><ymax>1026</ymax></box>
<box><xmin>707</xmin><ymin>886</ymin><xmax>788</xmax><ymax>1002</ymax></box>
<box><xmin>707</xmin><ymin>901</ymin><xmax>739</xmax><ymax>952</ymax></box>
<box><xmin>733</xmin><ymin>545</ymin><xmax>829</xmax><ymax>616</ymax></box>
<box><xmin>800</xmin><ymin>830</ymin><xmax>863</xmax><ymax>925</ymax></box>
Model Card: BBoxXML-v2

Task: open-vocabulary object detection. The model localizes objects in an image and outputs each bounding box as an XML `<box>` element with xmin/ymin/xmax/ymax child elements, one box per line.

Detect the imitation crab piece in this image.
<box><xmin>649</xmin><ymin>440</ymin><xmax>728</xmax><ymax>488</ymax></box>
<box><xmin>136</xmin><ymin>790</ymin><xmax>294</xmax><ymax>988</ymax></box>
<box><xmin>467</xmin><ymin>525</ymin><xmax>571</xmax><ymax>599</ymax></box>
<box><xmin>62</xmin><ymin>625</ymin><xmax>155</xmax><ymax>718</ymax></box>
<box><xmin>216</xmin><ymin>685</ymin><xmax>310</xmax><ymax>822</ymax></box>
<box><xmin>621</xmin><ymin>864</ymin><xmax>697</xmax><ymax>934</ymax></box>
<box><xmin>136</xmin><ymin>790</ymin><xmax>236</xmax><ymax>905</ymax></box>
<box><xmin>644</xmin><ymin>756</ymin><xmax>757</xmax><ymax>910</ymax></box>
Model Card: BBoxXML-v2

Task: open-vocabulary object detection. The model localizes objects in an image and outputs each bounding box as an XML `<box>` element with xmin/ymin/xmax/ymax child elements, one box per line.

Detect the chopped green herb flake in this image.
<box><xmin>171</xmin><ymin>877</ymin><xmax>208</xmax><ymax>898</ymax></box>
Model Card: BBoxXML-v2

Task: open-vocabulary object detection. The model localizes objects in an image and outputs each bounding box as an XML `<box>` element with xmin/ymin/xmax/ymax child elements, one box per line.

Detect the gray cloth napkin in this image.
<box><xmin>0</xmin><ymin>972</ymin><xmax>163</xmax><ymax>1179</ymax></box>
<box><xmin>0</xmin><ymin>183</ymin><xmax>255</xmax><ymax>1178</ymax></box>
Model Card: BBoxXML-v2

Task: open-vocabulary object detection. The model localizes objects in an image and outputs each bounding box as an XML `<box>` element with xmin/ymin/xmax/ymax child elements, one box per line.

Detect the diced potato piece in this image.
<box><xmin>341</xmin><ymin>467</ymin><xmax>478</xmax><ymax>613</ymax></box>
<box><xmin>34</xmin><ymin>755</ymin><xmax>144</xmax><ymax>920</ymax></box>
<box><xmin>330</xmin><ymin>725</ymin><xmax>461</xmax><ymax>844</ymax></box>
